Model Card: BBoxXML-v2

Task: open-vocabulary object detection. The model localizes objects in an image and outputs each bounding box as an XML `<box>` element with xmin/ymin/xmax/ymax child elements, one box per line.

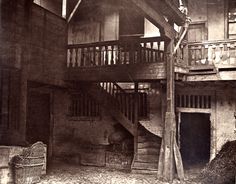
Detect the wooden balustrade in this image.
<box><xmin>98</xmin><ymin>82</ymin><xmax>148</xmax><ymax>123</ymax></box>
<box><xmin>188</xmin><ymin>39</ymin><xmax>236</xmax><ymax>66</ymax></box>
<box><xmin>67</xmin><ymin>37</ymin><xmax>166</xmax><ymax>67</ymax></box>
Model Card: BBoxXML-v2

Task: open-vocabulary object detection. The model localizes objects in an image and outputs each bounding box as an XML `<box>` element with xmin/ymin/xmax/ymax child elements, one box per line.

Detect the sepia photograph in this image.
<box><xmin>0</xmin><ymin>0</ymin><xmax>236</xmax><ymax>183</ymax></box>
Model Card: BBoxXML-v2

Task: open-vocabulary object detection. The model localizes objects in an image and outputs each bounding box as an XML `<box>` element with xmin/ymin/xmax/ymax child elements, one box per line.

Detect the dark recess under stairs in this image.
<box><xmin>82</xmin><ymin>82</ymin><xmax>161</xmax><ymax>173</ymax></box>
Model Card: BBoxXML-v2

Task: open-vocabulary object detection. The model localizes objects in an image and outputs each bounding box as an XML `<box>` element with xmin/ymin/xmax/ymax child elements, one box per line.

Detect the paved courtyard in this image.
<box><xmin>39</xmin><ymin>162</ymin><xmax>200</xmax><ymax>184</ymax></box>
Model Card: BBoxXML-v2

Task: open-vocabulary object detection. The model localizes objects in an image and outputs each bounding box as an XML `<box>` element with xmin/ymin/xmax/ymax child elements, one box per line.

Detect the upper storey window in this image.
<box><xmin>228</xmin><ymin>0</ymin><xmax>236</xmax><ymax>38</ymax></box>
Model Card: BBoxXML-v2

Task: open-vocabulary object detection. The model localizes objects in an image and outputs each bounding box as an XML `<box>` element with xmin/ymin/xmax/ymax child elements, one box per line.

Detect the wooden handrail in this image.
<box><xmin>67</xmin><ymin>36</ymin><xmax>167</xmax><ymax>67</ymax></box>
<box><xmin>188</xmin><ymin>39</ymin><xmax>236</xmax><ymax>66</ymax></box>
<box><xmin>188</xmin><ymin>39</ymin><xmax>236</xmax><ymax>46</ymax></box>
<box><xmin>68</xmin><ymin>37</ymin><xmax>167</xmax><ymax>49</ymax></box>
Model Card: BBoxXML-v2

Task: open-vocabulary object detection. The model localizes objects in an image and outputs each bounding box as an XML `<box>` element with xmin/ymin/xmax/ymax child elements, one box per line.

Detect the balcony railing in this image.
<box><xmin>188</xmin><ymin>39</ymin><xmax>236</xmax><ymax>67</ymax></box>
<box><xmin>67</xmin><ymin>37</ymin><xmax>167</xmax><ymax>67</ymax></box>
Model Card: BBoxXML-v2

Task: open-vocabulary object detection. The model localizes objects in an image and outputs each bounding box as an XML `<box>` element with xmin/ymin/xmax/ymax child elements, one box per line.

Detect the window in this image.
<box><xmin>228</xmin><ymin>0</ymin><xmax>236</xmax><ymax>38</ymax></box>
<box><xmin>69</xmin><ymin>93</ymin><xmax>100</xmax><ymax>120</ymax></box>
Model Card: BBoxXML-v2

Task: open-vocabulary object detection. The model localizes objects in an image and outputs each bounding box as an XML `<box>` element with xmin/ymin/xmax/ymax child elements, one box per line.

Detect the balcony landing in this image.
<box><xmin>186</xmin><ymin>64</ymin><xmax>236</xmax><ymax>81</ymax></box>
<box><xmin>67</xmin><ymin>62</ymin><xmax>166</xmax><ymax>82</ymax></box>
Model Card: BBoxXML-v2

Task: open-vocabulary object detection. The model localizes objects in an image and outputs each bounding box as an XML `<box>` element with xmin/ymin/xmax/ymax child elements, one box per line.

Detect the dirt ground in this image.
<box><xmin>39</xmin><ymin>162</ymin><xmax>201</xmax><ymax>184</ymax></box>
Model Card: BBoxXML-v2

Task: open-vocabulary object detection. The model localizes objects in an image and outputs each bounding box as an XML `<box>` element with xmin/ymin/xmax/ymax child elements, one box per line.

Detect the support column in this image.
<box><xmin>158</xmin><ymin>39</ymin><xmax>184</xmax><ymax>182</ymax></box>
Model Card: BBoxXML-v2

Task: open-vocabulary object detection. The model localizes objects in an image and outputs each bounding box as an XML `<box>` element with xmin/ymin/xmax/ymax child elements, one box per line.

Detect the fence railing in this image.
<box><xmin>188</xmin><ymin>39</ymin><xmax>236</xmax><ymax>66</ymax></box>
<box><xmin>67</xmin><ymin>37</ymin><xmax>167</xmax><ymax>67</ymax></box>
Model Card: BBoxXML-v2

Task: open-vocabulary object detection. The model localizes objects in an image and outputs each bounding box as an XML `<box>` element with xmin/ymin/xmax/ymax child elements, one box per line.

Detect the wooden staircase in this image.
<box><xmin>82</xmin><ymin>82</ymin><xmax>161</xmax><ymax>173</ymax></box>
<box><xmin>132</xmin><ymin>125</ymin><xmax>161</xmax><ymax>174</ymax></box>
<box><xmin>83</xmin><ymin>82</ymin><xmax>136</xmax><ymax>135</ymax></box>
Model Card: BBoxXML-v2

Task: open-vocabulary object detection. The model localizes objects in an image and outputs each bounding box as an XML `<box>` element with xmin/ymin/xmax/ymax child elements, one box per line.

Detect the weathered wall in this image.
<box><xmin>188</xmin><ymin>0</ymin><xmax>226</xmax><ymax>41</ymax></box>
<box><xmin>33</xmin><ymin>0</ymin><xmax>62</xmax><ymax>17</ymax></box>
<box><xmin>188</xmin><ymin>0</ymin><xmax>207</xmax><ymax>22</ymax></box>
<box><xmin>52</xmin><ymin>90</ymin><xmax>117</xmax><ymax>157</ymax></box>
<box><xmin>0</xmin><ymin>0</ymin><xmax>66</xmax><ymax>144</ymax></box>
<box><xmin>207</xmin><ymin>0</ymin><xmax>225</xmax><ymax>40</ymax></box>
<box><xmin>144</xmin><ymin>19</ymin><xmax>160</xmax><ymax>37</ymax></box>
<box><xmin>215</xmin><ymin>89</ymin><xmax>236</xmax><ymax>152</ymax></box>
<box><xmin>177</xmin><ymin>86</ymin><xmax>236</xmax><ymax>159</ymax></box>
<box><xmin>68</xmin><ymin>2</ymin><xmax>119</xmax><ymax>44</ymax></box>
<box><xmin>28</xmin><ymin>4</ymin><xmax>66</xmax><ymax>86</ymax></box>
<box><xmin>0</xmin><ymin>1</ymin><xmax>67</xmax><ymax>85</ymax></box>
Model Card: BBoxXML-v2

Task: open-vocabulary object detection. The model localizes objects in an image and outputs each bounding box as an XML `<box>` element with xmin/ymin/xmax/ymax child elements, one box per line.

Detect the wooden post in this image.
<box><xmin>62</xmin><ymin>0</ymin><xmax>67</xmax><ymax>18</ymax></box>
<box><xmin>158</xmin><ymin>39</ymin><xmax>176</xmax><ymax>182</ymax></box>
<box><xmin>134</xmin><ymin>82</ymin><xmax>139</xmax><ymax>154</ymax></box>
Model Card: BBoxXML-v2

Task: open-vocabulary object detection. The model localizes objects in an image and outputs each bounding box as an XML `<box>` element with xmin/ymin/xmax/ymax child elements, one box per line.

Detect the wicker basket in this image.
<box><xmin>13</xmin><ymin>162</ymin><xmax>44</xmax><ymax>184</ymax></box>
<box><xmin>12</xmin><ymin>142</ymin><xmax>46</xmax><ymax>184</ymax></box>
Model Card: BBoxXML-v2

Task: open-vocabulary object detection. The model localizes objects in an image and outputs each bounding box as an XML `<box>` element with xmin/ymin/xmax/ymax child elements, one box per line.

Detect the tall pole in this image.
<box><xmin>158</xmin><ymin>39</ymin><xmax>176</xmax><ymax>182</ymax></box>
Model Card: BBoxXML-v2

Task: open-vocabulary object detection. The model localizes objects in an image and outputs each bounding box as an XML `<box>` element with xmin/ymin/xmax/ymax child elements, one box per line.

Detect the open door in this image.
<box><xmin>26</xmin><ymin>91</ymin><xmax>50</xmax><ymax>156</ymax></box>
<box><xmin>179</xmin><ymin>112</ymin><xmax>211</xmax><ymax>169</ymax></box>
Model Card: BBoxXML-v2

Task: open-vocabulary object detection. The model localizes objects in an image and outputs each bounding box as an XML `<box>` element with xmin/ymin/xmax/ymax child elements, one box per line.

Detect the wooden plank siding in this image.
<box><xmin>67</xmin><ymin>62</ymin><xmax>167</xmax><ymax>82</ymax></box>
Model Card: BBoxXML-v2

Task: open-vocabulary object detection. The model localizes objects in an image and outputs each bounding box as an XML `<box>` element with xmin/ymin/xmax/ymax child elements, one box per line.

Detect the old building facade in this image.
<box><xmin>1</xmin><ymin>0</ymin><xmax>236</xmax><ymax>182</ymax></box>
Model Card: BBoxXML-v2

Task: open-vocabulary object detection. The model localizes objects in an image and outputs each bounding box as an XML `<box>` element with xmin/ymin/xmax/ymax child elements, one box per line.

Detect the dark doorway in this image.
<box><xmin>26</xmin><ymin>92</ymin><xmax>50</xmax><ymax>148</ymax></box>
<box><xmin>180</xmin><ymin>113</ymin><xmax>211</xmax><ymax>168</ymax></box>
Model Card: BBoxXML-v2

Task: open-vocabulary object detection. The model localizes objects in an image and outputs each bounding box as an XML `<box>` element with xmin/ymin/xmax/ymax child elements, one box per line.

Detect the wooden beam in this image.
<box><xmin>130</xmin><ymin>0</ymin><xmax>177</xmax><ymax>39</ymax></box>
<box><xmin>158</xmin><ymin>40</ymin><xmax>185</xmax><ymax>182</ymax></box>
<box><xmin>67</xmin><ymin>0</ymin><xmax>82</xmax><ymax>23</ymax></box>
<box><xmin>158</xmin><ymin>40</ymin><xmax>175</xmax><ymax>182</ymax></box>
<box><xmin>62</xmin><ymin>0</ymin><xmax>67</xmax><ymax>18</ymax></box>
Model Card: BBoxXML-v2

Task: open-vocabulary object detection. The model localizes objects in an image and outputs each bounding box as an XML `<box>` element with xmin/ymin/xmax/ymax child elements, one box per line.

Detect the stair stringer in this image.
<box><xmin>84</xmin><ymin>83</ymin><xmax>135</xmax><ymax>136</ymax></box>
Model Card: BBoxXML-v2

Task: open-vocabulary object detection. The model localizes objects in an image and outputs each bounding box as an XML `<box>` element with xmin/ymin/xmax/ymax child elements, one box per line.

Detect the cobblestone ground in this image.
<box><xmin>39</xmin><ymin>162</ymin><xmax>200</xmax><ymax>184</ymax></box>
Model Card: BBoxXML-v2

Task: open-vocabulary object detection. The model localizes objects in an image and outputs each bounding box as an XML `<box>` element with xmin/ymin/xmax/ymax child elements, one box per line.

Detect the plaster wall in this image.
<box><xmin>215</xmin><ymin>90</ymin><xmax>236</xmax><ymax>152</ymax></box>
<box><xmin>177</xmin><ymin>86</ymin><xmax>236</xmax><ymax>159</ymax></box>
<box><xmin>33</xmin><ymin>0</ymin><xmax>62</xmax><ymax>17</ymax></box>
<box><xmin>188</xmin><ymin>0</ymin><xmax>226</xmax><ymax>41</ymax></box>
<box><xmin>68</xmin><ymin>6</ymin><xmax>119</xmax><ymax>44</ymax></box>
<box><xmin>0</xmin><ymin>1</ymin><xmax>67</xmax><ymax>86</ymax></box>
<box><xmin>52</xmin><ymin>90</ymin><xmax>118</xmax><ymax>157</ymax></box>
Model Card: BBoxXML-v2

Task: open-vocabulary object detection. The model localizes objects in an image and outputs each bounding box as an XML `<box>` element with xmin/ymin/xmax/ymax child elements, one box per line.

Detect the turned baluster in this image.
<box><xmin>204</xmin><ymin>44</ymin><xmax>209</xmax><ymax>65</ymax></box>
<box><xmin>111</xmin><ymin>45</ymin><xmax>114</xmax><ymax>65</ymax></box>
<box><xmin>105</xmin><ymin>46</ymin><xmax>108</xmax><ymax>65</ymax></box>
<box><xmin>219</xmin><ymin>44</ymin><xmax>224</xmax><ymax>60</ymax></box>
<box><xmin>211</xmin><ymin>45</ymin><xmax>216</xmax><ymax>63</ymax></box>
<box><xmin>143</xmin><ymin>42</ymin><xmax>147</xmax><ymax>62</ymax></box>
<box><xmin>81</xmin><ymin>48</ymin><xmax>85</xmax><ymax>66</ymax></box>
<box><xmin>227</xmin><ymin>43</ymin><xmax>231</xmax><ymax>64</ymax></box>
<box><xmin>98</xmin><ymin>46</ymin><xmax>102</xmax><ymax>66</ymax></box>
<box><xmin>150</xmin><ymin>42</ymin><xmax>154</xmax><ymax>62</ymax></box>
<box><xmin>67</xmin><ymin>49</ymin><xmax>71</xmax><ymax>67</ymax></box>
<box><xmin>189</xmin><ymin>46</ymin><xmax>195</xmax><ymax>66</ymax></box>
<box><xmin>117</xmin><ymin>45</ymin><xmax>121</xmax><ymax>65</ymax></box>
<box><xmin>157</xmin><ymin>41</ymin><xmax>161</xmax><ymax>62</ymax></box>
<box><xmin>92</xmin><ymin>46</ymin><xmax>96</xmax><ymax>66</ymax></box>
<box><xmin>71</xmin><ymin>48</ymin><xmax>76</xmax><ymax>67</ymax></box>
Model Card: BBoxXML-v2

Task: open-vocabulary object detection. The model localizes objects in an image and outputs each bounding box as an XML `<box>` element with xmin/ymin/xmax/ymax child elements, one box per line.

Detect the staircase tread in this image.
<box><xmin>131</xmin><ymin>169</ymin><xmax>158</xmax><ymax>175</ymax></box>
<box><xmin>132</xmin><ymin>167</ymin><xmax>158</xmax><ymax>171</ymax></box>
<box><xmin>134</xmin><ymin>160</ymin><xmax>158</xmax><ymax>164</ymax></box>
